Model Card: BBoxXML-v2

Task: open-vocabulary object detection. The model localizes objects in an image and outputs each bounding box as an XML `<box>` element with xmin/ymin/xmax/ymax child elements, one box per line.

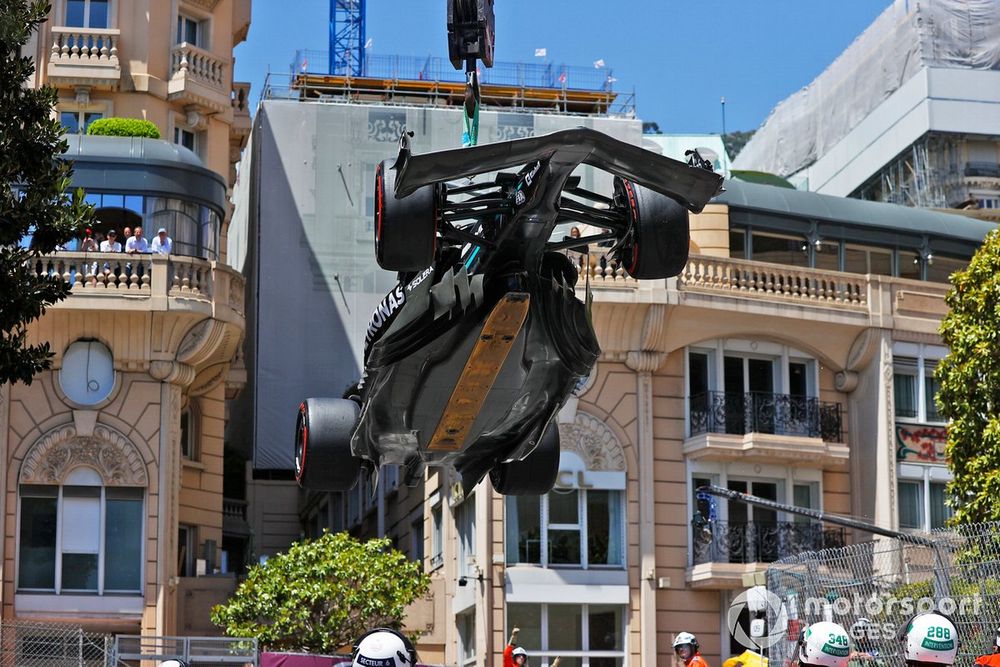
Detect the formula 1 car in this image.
<box><xmin>295</xmin><ymin>127</ymin><xmax>723</xmax><ymax>495</ymax></box>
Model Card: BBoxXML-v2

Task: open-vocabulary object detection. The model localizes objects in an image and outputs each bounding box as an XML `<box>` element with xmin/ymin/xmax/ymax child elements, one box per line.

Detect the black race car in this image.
<box><xmin>295</xmin><ymin>127</ymin><xmax>723</xmax><ymax>495</ymax></box>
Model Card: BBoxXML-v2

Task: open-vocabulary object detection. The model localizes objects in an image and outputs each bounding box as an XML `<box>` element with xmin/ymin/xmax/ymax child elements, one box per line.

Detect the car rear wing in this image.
<box><xmin>391</xmin><ymin>127</ymin><xmax>725</xmax><ymax>213</ymax></box>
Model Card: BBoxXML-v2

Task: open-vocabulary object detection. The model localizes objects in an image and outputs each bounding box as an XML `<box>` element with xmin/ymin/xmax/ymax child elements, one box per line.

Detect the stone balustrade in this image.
<box><xmin>50</xmin><ymin>27</ymin><xmax>120</xmax><ymax>66</ymax></box>
<box><xmin>678</xmin><ymin>254</ymin><xmax>868</xmax><ymax>308</ymax></box>
<box><xmin>171</xmin><ymin>43</ymin><xmax>226</xmax><ymax>90</ymax></box>
<box><xmin>35</xmin><ymin>252</ymin><xmax>244</xmax><ymax>315</ymax></box>
<box><xmin>572</xmin><ymin>251</ymin><xmax>638</xmax><ymax>288</ymax></box>
<box><xmin>46</xmin><ymin>27</ymin><xmax>121</xmax><ymax>89</ymax></box>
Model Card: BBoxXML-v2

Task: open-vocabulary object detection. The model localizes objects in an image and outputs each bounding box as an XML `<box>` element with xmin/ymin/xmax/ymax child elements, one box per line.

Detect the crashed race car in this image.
<box><xmin>295</xmin><ymin>127</ymin><xmax>723</xmax><ymax>495</ymax></box>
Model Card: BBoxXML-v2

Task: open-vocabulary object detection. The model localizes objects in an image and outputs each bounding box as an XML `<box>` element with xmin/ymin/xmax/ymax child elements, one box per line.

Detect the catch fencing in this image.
<box><xmin>0</xmin><ymin>619</ymin><xmax>117</xmax><ymax>666</ymax></box>
<box><xmin>764</xmin><ymin>522</ymin><xmax>1000</xmax><ymax>667</ymax></box>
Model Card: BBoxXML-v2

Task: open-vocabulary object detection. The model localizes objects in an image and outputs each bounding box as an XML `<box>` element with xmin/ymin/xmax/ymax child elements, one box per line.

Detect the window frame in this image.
<box><xmin>892</xmin><ymin>344</ymin><xmax>946</xmax><ymax>425</ymax></box>
<box><xmin>506</xmin><ymin>602</ymin><xmax>627</xmax><ymax>667</ymax></box>
<box><xmin>685</xmin><ymin>341</ymin><xmax>821</xmax><ymax>439</ymax></box>
<box><xmin>16</xmin><ymin>477</ymin><xmax>144</xmax><ymax>596</ymax></box>
<box><xmin>897</xmin><ymin>463</ymin><xmax>953</xmax><ymax>532</ymax></box>
<box><xmin>687</xmin><ymin>461</ymin><xmax>825</xmax><ymax>566</ymax></box>
<box><xmin>62</xmin><ymin>0</ymin><xmax>112</xmax><ymax>29</ymax></box>
<box><xmin>174</xmin><ymin>126</ymin><xmax>199</xmax><ymax>155</ymax></box>
<box><xmin>430</xmin><ymin>502</ymin><xmax>444</xmax><ymax>570</ymax></box>
<box><xmin>175</xmin><ymin>10</ymin><xmax>209</xmax><ymax>49</ymax></box>
<box><xmin>455</xmin><ymin>494</ymin><xmax>476</xmax><ymax>578</ymax></box>
<box><xmin>506</xmin><ymin>487</ymin><xmax>626</xmax><ymax>570</ymax></box>
<box><xmin>457</xmin><ymin>610</ymin><xmax>477</xmax><ymax>667</ymax></box>
<box><xmin>180</xmin><ymin>402</ymin><xmax>198</xmax><ymax>460</ymax></box>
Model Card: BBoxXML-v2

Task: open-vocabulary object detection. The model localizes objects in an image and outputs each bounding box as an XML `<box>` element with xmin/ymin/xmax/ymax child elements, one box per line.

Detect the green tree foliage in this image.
<box><xmin>723</xmin><ymin>130</ymin><xmax>756</xmax><ymax>160</ymax></box>
<box><xmin>211</xmin><ymin>532</ymin><xmax>430</xmax><ymax>653</ymax></box>
<box><xmin>0</xmin><ymin>0</ymin><xmax>93</xmax><ymax>385</ymax></box>
<box><xmin>936</xmin><ymin>228</ymin><xmax>1000</xmax><ymax>524</ymax></box>
<box><xmin>87</xmin><ymin>117</ymin><xmax>161</xmax><ymax>139</ymax></box>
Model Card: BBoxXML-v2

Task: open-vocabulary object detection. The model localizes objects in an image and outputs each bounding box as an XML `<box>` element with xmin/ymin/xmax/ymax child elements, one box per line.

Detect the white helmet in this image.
<box><xmin>900</xmin><ymin>613</ymin><xmax>958</xmax><ymax>665</ymax></box>
<box><xmin>511</xmin><ymin>646</ymin><xmax>528</xmax><ymax>661</ymax></box>
<box><xmin>673</xmin><ymin>632</ymin><xmax>699</xmax><ymax>650</ymax></box>
<box><xmin>352</xmin><ymin>628</ymin><xmax>417</xmax><ymax>667</ymax></box>
<box><xmin>159</xmin><ymin>662</ymin><xmax>188</xmax><ymax>667</ymax></box>
<box><xmin>797</xmin><ymin>621</ymin><xmax>851</xmax><ymax>667</ymax></box>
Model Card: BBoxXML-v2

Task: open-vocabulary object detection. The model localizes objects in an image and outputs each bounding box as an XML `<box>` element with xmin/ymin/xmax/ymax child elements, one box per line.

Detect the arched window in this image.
<box><xmin>17</xmin><ymin>424</ymin><xmax>147</xmax><ymax>600</ymax></box>
<box><xmin>18</xmin><ymin>466</ymin><xmax>143</xmax><ymax>594</ymax></box>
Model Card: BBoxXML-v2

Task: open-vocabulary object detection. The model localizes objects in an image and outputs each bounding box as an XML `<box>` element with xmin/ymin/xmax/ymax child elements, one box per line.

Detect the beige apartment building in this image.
<box><xmin>319</xmin><ymin>179</ymin><xmax>986</xmax><ymax>667</ymax></box>
<box><xmin>0</xmin><ymin>0</ymin><xmax>252</xmax><ymax>638</ymax></box>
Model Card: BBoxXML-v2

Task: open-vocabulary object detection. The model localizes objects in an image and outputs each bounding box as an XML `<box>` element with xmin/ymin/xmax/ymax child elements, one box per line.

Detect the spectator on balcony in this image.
<box><xmin>80</xmin><ymin>228</ymin><xmax>98</xmax><ymax>252</ymax></box>
<box><xmin>126</xmin><ymin>226</ymin><xmax>150</xmax><ymax>254</ymax></box>
<box><xmin>98</xmin><ymin>229</ymin><xmax>123</xmax><ymax>278</ymax></box>
<box><xmin>150</xmin><ymin>227</ymin><xmax>173</xmax><ymax>255</ymax></box>
<box><xmin>99</xmin><ymin>230</ymin><xmax>121</xmax><ymax>253</ymax></box>
<box><xmin>121</xmin><ymin>227</ymin><xmax>132</xmax><ymax>250</ymax></box>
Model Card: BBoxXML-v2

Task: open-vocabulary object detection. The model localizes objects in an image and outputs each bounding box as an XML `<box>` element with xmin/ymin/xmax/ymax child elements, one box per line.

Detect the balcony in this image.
<box><xmin>169</xmin><ymin>43</ymin><xmax>230</xmax><ymax>113</ymax></box>
<box><xmin>222</xmin><ymin>497</ymin><xmax>250</xmax><ymax>537</ymax></box>
<box><xmin>47</xmin><ymin>27</ymin><xmax>121</xmax><ymax>90</ymax></box>
<box><xmin>678</xmin><ymin>254</ymin><xmax>868</xmax><ymax>311</ymax></box>
<box><xmin>964</xmin><ymin>161</ymin><xmax>1000</xmax><ymax>178</ymax></box>
<box><xmin>684</xmin><ymin>391</ymin><xmax>848</xmax><ymax>467</ymax></box>
<box><xmin>693</xmin><ymin>520</ymin><xmax>846</xmax><ymax>565</ymax></box>
<box><xmin>573</xmin><ymin>252</ymin><xmax>638</xmax><ymax>290</ymax></box>
<box><xmin>688</xmin><ymin>520</ymin><xmax>846</xmax><ymax>588</ymax></box>
<box><xmin>688</xmin><ymin>520</ymin><xmax>845</xmax><ymax>588</ymax></box>
<box><xmin>231</xmin><ymin>81</ymin><xmax>251</xmax><ymax>137</ymax></box>
<box><xmin>34</xmin><ymin>252</ymin><xmax>244</xmax><ymax>319</ymax></box>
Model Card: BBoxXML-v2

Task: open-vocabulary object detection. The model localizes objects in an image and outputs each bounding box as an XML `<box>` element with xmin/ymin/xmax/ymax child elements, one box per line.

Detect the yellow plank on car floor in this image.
<box><xmin>428</xmin><ymin>292</ymin><xmax>530</xmax><ymax>451</ymax></box>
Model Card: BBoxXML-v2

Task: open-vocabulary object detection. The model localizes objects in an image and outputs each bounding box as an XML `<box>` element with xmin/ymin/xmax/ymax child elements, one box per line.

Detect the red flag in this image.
<box><xmin>558</xmin><ymin>71</ymin><xmax>567</xmax><ymax>84</ymax></box>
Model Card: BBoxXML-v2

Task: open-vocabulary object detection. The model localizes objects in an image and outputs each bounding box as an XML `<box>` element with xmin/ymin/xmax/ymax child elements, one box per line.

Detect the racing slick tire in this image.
<box><xmin>374</xmin><ymin>159</ymin><xmax>437</xmax><ymax>272</ymax></box>
<box><xmin>615</xmin><ymin>178</ymin><xmax>690</xmax><ymax>280</ymax></box>
<box><xmin>489</xmin><ymin>420</ymin><xmax>560</xmax><ymax>495</ymax></box>
<box><xmin>294</xmin><ymin>397</ymin><xmax>361</xmax><ymax>492</ymax></box>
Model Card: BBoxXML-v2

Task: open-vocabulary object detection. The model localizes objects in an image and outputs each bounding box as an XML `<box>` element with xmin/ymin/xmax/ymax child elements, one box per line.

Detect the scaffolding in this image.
<box><xmin>853</xmin><ymin>135</ymin><xmax>966</xmax><ymax>208</ymax></box>
<box><xmin>273</xmin><ymin>51</ymin><xmax>632</xmax><ymax>116</ymax></box>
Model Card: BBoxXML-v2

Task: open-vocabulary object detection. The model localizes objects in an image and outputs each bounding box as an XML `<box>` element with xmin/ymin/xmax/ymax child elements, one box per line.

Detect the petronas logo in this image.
<box><xmin>921</xmin><ymin>638</ymin><xmax>955</xmax><ymax>651</ymax></box>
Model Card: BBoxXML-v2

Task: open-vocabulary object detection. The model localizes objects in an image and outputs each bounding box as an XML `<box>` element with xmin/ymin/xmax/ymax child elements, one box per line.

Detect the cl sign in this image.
<box><xmin>555</xmin><ymin>470</ymin><xmax>594</xmax><ymax>489</ymax></box>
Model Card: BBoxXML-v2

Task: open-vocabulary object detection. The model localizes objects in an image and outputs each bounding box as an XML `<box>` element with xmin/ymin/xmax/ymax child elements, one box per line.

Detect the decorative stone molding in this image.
<box><xmin>189</xmin><ymin>362</ymin><xmax>228</xmax><ymax>397</ymax></box>
<box><xmin>148</xmin><ymin>360</ymin><xmax>196</xmax><ymax>386</ymax></box>
<box><xmin>834</xmin><ymin>370</ymin><xmax>859</xmax><ymax>393</ymax></box>
<box><xmin>625</xmin><ymin>350</ymin><xmax>666</xmax><ymax>373</ymax></box>
<box><xmin>182</xmin><ymin>0</ymin><xmax>221</xmax><ymax>11</ymax></box>
<box><xmin>20</xmin><ymin>423</ymin><xmax>148</xmax><ymax>486</ymax></box>
<box><xmin>557</xmin><ymin>411</ymin><xmax>626</xmax><ymax>472</ymax></box>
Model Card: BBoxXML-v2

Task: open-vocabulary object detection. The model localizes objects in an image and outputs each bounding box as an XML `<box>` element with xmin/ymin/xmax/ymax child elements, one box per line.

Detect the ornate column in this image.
<box><xmin>625</xmin><ymin>304</ymin><xmax>668</xmax><ymax>666</ymax></box>
<box><xmin>149</xmin><ymin>360</ymin><xmax>194</xmax><ymax>637</ymax></box>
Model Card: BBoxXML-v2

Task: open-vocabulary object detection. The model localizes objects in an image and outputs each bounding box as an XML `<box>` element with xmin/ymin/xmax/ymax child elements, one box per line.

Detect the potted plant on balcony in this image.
<box><xmin>87</xmin><ymin>117</ymin><xmax>161</xmax><ymax>139</ymax></box>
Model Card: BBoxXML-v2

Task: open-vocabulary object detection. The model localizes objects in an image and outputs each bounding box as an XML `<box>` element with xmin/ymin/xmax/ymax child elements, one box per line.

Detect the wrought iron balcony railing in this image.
<box><xmin>691</xmin><ymin>519</ymin><xmax>846</xmax><ymax>565</ymax></box>
<box><xmin>689</xmin><ymin>391</ymin><xmax>843</xmax><ymax>442</ymax></box>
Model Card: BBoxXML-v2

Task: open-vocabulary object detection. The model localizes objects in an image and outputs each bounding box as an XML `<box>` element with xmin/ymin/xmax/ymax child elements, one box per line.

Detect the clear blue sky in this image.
<box><xmin>234</xmin><ymin>0</ymin><xmax>888</xmax><ymax>134</ymax></box>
